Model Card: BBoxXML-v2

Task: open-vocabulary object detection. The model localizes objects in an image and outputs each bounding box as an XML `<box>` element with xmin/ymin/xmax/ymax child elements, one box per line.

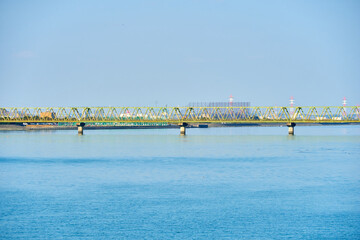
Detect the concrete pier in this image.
<box><xmin>76</xmin><ymin>122</ymin><xmax>85</xmax><ymax>135</ymax></box>
<box><xmin>178</xmin><ymin>123</ymin><xmax>188</xmax><ymax>135</ymax></box>
<box><xmin>287</xmin><ymin>123</ymin><xmax>296</xmax><ymax>135</ymax></box>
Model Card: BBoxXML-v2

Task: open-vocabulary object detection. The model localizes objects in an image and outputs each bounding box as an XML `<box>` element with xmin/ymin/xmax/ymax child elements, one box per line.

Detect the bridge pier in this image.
<box><xmin>178</xmin><ymin>123</ymin><xmax>188</xmax><ymax>135</ymax></box>
<box><xmin>287</xmin><ymin>123</ymin><xmax>296</xmax><ymax>135</ymax></box>
<box><xmin>77</xmin><ymin>122</ymin><xmax>85</xmax><ymax>135</ymax></box>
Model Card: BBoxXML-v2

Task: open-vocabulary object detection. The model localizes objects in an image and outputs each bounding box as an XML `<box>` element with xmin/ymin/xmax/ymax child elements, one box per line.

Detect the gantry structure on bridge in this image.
<box><xmin>1</xmin><ymin>106</ymin><xmax>359</xmax><ymax>135</ymax></box>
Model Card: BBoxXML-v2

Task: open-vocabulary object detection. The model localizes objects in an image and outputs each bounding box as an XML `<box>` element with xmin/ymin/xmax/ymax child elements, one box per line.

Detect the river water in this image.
<box><xmin>0</xmin><ymin>126</ymin><xmax>359</xmax><ymax>239</ymax></box>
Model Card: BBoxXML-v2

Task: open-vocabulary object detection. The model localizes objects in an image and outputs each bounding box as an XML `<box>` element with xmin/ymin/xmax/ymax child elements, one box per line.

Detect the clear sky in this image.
<box><xmin>0</xmin><ymin>0</ymin><xmax>359</xmax><ymax>107</ymax></box>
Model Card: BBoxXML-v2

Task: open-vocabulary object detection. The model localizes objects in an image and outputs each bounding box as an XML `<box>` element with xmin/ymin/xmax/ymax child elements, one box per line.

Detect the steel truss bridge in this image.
<box><xmin>1</xmin><ymin>106</ymin><xmax>359</xmax><ymax>124</ymax></box>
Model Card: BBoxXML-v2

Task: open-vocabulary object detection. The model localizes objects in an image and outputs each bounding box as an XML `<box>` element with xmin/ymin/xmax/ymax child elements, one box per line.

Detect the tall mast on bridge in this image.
<box><xmin>343</xmin><ymin>97</ymin><xmax>347</xmax><ymax>107</ymax></box>
<box><xmin>229</xmin><ymin>95</ymin><xmax>233</xmax><ymax>107</ymax></box>
<box><xmin>343</xmin><ymin>97</ymin><xmax>347</xmax><ymax>117</ymax></box>
<box><xmin>290</xmin><ymin>96</ymin><xmax>295</xmax><ymax>118</ymax></box>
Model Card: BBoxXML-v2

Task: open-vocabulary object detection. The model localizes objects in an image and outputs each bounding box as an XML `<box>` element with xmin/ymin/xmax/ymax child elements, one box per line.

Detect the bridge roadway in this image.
<box><xmin>1</xmin><ymin>106</ymin><xmax>359</xmax><ymax>135</ymax></box>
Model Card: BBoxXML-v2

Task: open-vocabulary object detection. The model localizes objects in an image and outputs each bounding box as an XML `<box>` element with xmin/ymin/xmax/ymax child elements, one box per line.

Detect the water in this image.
<box><xmin>0</xmin><ymin>126</ymin><xmax>360</xmax><ymax>239</ymax></box>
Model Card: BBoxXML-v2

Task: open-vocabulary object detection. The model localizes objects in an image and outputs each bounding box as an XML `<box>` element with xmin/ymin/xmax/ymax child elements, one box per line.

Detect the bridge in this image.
<box><xmin>1</xmin><ymin>106</ymin><xmax>359</xmax><ymax>135</ymax></box>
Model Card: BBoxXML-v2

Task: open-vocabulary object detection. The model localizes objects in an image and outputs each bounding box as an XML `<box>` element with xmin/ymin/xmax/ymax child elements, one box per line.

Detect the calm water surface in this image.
<box><xmin>0</xmin><ymin>126</ymin><xmax>360</xmax><ymax>239</ymax></box>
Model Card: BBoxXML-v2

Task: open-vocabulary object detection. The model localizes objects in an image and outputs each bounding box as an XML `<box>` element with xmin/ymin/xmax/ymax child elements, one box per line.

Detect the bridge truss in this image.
<box><xmin>1</xmin><ymin>106</ymin><xmax>359</xmax><ymax>124</ymax></box>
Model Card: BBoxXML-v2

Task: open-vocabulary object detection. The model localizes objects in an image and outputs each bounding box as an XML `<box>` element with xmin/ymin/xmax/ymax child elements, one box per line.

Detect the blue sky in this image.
<box><xmin>0</xmin><ymin>0</ymin><xmax>359</xmax><ymax>107</ymax></box>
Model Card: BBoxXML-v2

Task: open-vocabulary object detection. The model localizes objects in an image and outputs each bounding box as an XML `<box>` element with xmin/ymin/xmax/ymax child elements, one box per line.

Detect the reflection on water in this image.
<box><xmin>0</xmin><ymin>126</ymin><xmax>360</xmax><ymax>239</ymax></box>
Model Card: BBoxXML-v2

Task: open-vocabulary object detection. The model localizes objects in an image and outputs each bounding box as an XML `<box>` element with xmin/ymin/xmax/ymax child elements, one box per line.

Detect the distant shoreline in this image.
<box><xmin>0</xmin><ymin>123</ymin><xmax>359</xmax><ymax>131</ymax></box>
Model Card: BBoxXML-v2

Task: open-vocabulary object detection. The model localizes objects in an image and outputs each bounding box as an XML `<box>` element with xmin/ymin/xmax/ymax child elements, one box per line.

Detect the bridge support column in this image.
<box><xmin>178</xmin><ymin>123</ymin><xmax>188</xmax><ymax>136</ymax></box>
<box><xmin>287</xmin><ymin>123</ymin><xmax>296</xmax><ymax>135</ymax></box>
<box><xmin>77</xmin><ymin>122</ymin><xmax>85</xmax><ymax>135</ymax></box>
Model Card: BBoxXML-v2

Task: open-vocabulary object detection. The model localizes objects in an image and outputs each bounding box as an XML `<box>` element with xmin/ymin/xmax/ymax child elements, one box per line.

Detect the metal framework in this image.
<box><xmin>0</xmin><ymin>106</ymin><xmax>359</xmax><ymax>124</ymax></box>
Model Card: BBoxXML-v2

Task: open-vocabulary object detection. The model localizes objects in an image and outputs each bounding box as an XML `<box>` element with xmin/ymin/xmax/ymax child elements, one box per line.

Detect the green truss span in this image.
<box><xmin>0</xmin><ymin>106</ymin><xmax>359</xmax><ymax>124</ymax></box>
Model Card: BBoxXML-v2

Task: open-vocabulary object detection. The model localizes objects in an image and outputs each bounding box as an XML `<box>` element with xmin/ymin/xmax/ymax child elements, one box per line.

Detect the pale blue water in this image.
<box><xmin>0</xmin><ymin>126</ymin><xmax>360</xmax><ymax>239</ymax></box>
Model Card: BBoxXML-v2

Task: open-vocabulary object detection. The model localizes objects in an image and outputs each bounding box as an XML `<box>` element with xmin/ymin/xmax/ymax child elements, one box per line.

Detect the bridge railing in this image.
<box><xmin>0</xmin><ymin>106</ymin><xmax>359</xmax><ymax>123</ymax></box>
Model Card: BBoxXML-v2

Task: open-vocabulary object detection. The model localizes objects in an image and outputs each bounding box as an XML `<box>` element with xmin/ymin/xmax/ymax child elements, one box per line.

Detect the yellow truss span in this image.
<box><xmin>0</xmin><ymin>106</ymin><xmax>359</xmax><ymax>124</ymax></box>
